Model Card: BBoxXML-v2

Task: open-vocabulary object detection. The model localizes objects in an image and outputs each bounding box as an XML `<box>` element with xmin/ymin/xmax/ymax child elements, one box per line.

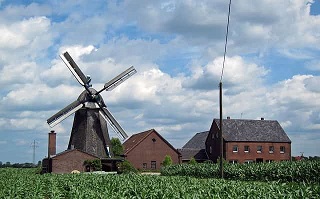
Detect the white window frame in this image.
<box><xmin>229</xmin><ymin>160</ymin><xmax>238</xmax><ymax>164</ymax></box>
<box><xmin>257</xmin><ymin>146</ymin><xmax>262</xmax><ymax>153</ymax></box>
<box><xmin>269</xmin><ymin>146</ymin><xmax>274</xmax><ymax>154</ymax></box>
<box><xmin>232</xmin><ymin>145</ymin><xmax>238</xmax><ymax>153</ymax></box>
<box><xmin>244</xmin><ymin>145</ymin><xmax>250</xmax><ymax>153</ymax></box>
<box><xmin>280</xmin><ymin>146</ymin><xmax>285</xmax><ymax>153</ymax></box>
<box><xmin>244</xmin><ymin>160</ymin><xmax>254</xmax><ymax>164</ymax></box>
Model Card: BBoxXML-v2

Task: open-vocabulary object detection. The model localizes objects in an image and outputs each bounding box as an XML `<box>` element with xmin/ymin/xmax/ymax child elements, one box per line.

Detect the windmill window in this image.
<box><xmin>280</xmin><ymin>146</ymin><xmax>285</xmax><ymax>153</ymax></box>
<box><xmin>269</xmin><ymin>146</ymin><xmax>274</xmax><ymax>153</ymax></box>
<box><xmin>151</xmin><ymin>161</ymin><xmax>156</xmax><ymax>170</ymax></box>
<box><xmin>209</xmin><ymin>146</ymin><xmax>212</xmax><ymax>154</ymax></box>
<box><xmin>232</xmin><ymin>145</ymin><xmax>238</xmax><ymax>152</ymax></box>
<box><xmin>257</xmin><ymin>146</ymin><xmax>262</xmax><ymax>153</ymax></box>
<box><xmin>244</xmin><ymin>146</ymin><xmax>250</xmax><ymax>153</ymax></box>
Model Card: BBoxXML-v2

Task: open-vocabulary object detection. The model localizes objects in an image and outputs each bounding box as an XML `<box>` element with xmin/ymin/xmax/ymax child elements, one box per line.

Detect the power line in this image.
<box><xmin>220</xmin><ymin>0</ymin><xmax>232</xmax><ymax>83</ymax></box>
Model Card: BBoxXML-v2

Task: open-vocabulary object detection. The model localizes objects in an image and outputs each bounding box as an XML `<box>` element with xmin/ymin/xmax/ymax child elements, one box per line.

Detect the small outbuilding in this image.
<box><xmin>178</xmin><ymin>131</ymin><xmax>209</xmax><ymax>163</ymax></box>
<box><xmin>42</xmin><ymin>149</ymin><xmax>99</xmax><ymax>174</ymax></box>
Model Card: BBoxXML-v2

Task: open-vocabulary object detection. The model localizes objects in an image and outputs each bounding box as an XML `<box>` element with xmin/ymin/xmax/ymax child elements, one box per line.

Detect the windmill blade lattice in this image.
<box><xmin>47</xmin><ymin>51</ymin><xmax>136</xmax><ymax>158</ymax></box>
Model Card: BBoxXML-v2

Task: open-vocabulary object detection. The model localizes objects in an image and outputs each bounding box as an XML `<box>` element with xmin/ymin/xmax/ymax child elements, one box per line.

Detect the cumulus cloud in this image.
<box><xmin>1</xmin><ymin>0</ymin><xmax>320</xmax><ymax>163</ymax></box>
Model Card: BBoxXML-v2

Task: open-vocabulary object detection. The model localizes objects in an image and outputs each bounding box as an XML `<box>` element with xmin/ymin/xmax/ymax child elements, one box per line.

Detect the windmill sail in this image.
<box><xmin>99</xmin><ymin>107</ymin><xmax>128</xmax><ymax>140</ymax></box>
<box><xmin>47</xmin><ymin>100</ymin><xmax>83</xmax><ymax>128</ymax></box>
<box><xmin>103</xmin><ymin>66</ymin><xmax>137</xmax><ymax>91</ymax></box>
<box><xmin>60</xmin><ymin>52</ymin><xmax>89</xmax><ymax>86</ymax></box>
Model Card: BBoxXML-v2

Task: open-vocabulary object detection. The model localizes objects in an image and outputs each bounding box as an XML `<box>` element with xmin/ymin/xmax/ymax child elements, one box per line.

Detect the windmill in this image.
<box><xmin>47</xmin><ymin>52</ymin><xmax>136</xmax><ymax>158</ymax></box>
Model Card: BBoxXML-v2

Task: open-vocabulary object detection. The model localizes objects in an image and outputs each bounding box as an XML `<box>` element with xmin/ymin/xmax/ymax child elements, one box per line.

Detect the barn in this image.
<box><xmin>123</xmin><ymin>129</ymin><xmax>181</xmax><ymax>170</ymax></box>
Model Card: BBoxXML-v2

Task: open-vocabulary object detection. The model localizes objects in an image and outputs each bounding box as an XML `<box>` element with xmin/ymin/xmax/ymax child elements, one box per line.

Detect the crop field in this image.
<box><xmin>161</xmin><ymin>160</ymin><xmax>320</xmax><ymax>183</ymax></box>
<box><xmin>0</xmin><ymin>168</ymin><xmax>319</xmax><ymax>198</ymax></box>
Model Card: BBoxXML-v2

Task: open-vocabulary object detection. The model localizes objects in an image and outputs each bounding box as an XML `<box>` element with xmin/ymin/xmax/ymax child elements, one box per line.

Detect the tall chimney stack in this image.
<box><xmin>48</xmin><ymin>130</ymin><xmax>56</xmax><ymax>157</ymax></box>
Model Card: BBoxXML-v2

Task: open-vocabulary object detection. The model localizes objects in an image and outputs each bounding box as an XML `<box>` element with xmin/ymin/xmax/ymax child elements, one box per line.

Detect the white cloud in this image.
<box><xmin>1</xmin><ymin>0</ymin><xmax>320</xmax><ymax>162</ymax></box>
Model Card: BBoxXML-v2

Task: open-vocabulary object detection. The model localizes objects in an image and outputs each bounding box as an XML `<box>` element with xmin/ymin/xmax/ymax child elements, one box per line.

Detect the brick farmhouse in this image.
<box><xmin>205</xmin><ymin>118</ymin><xmax>291</xmax><ymax>163</ymax></box>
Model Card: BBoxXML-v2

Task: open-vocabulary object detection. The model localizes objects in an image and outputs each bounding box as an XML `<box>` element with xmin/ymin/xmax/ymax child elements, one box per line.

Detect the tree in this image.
<box><xmin>162</xmin><ymin>155</ymin><xmax>172</xmax><ymax>167</ymax></box>
<box><xmin>111</xmin><ymin>138</ymin><xmax>124</xmax><ymax>158</ymax></box>
<box><xmin>189</xmin><ymin>157</ymin><xmax>197</xmax><ymax>164</ymax></box>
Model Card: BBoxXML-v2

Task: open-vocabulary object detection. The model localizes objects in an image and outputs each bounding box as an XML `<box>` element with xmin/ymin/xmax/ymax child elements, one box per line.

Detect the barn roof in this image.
<box><xmin>182</xmin><ymin>131</ymin><xmax>208</xmax><ymax>149</ymax></box>
<box><xmin>213</xmin><ymin>119</ymin><xmax>291</xmax><ymax>143</ymax></box>
<box><xmin>123</xmin><ymin>129</ymin><xmax>180</xmax><ymax>155</ymax></box>
<box><xmin>178</xmin><ymin>148</ymin><xmax>208</xmax><ymax>161</ymax></box>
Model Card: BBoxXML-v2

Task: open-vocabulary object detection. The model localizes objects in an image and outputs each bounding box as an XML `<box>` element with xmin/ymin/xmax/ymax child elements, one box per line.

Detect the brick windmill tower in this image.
<box><xmin>47</xmin><ymin>52</ymin><xmax>136</xmax><ymax>158</ymax></box>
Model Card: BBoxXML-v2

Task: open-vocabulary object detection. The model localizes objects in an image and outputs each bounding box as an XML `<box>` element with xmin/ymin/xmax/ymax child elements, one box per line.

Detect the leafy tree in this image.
<box><xmin>111</xmin><ymin>137</ymin><xmax>124</xmax><ymax>158</ymax></box>
<box><xmin>162</xmin><ymin>155</ymin><xmax>172</xmax><ymax>167</ymax></box>
<box><xmin>189</xmin><ymin>157</ymin><xmax>197</xmax><ymax>164</ymax></box>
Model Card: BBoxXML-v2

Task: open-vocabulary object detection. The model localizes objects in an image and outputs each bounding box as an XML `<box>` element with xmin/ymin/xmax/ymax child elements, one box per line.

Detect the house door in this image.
<box><xmin>256</xmin><ymin>158</ymin><xmax>263</xmax><ymax>163</ymax></box>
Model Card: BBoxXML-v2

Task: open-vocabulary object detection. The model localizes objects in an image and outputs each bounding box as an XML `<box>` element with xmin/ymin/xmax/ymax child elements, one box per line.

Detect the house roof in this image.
<box><xmin>182</xmin><ymin>131</ymin><xmax>208</xmax><ymax>149</ymax></box>
<box><xmin>213</xmin><ymin>119</ymin><xmax>291</xmax><ymax>143</ymax></box>
<box><xmin>123</xmin><ymin>129</ymin><xmax>180</xmax><ymax>155</ymax></box>
<box><xmin>178</xmin><ymin>148</ymin><xmax>208</xmax><ymax>161</ymax></box>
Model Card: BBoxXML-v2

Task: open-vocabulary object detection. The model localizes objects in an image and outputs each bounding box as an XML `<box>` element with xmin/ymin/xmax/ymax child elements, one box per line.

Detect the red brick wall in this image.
<box><xmin>225</xmin><ymin>142</ymin><xmax>291</xmax><ymax>163</ymax></box>
<box><xmin>125</xmin><ymin>131</ymin><xmax>180</xmax><ymax>170</ymax></box>
<box><xmin>52</xmin><ymin>150</ymin><xmax>97</xmax><ymax>173</ymax></box>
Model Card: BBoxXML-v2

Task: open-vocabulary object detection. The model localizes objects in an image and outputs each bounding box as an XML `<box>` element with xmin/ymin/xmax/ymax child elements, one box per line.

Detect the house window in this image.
<box><xmin>244</xmin><ymin>146</ymin><xmax>250</xmax><ymax>153</ymax></box>
<box><xmin>232</xmin><ymin>145</ymin><xmax>238</xmax><ymax>152</ymax></box>
<box><xmin>143</xmin><ymin>163</ymin><xmax>147</xmax><ymax>169</ymax></box>
<box><xmin>266</xmin><ymin>160</ymin><xmax>273</xmax><ymax>163</ymax></box>
<box><xmin>229</xmin><ymin>160</ymin><xmax>238</xmax><ymax>164</ymax></box>
<box><xmin>151</xmin><ymin>161</ymin><xmax>156</xmax><ymax>170</ymax></box>
<box><xmin>269</xmin><ymin>146</ymin><xmax>274</xmax><ymax>153</ymax></box>
<box><xmin>280</xmin><ymin>146</ymin><xmax>285</xmax><ymax>153</ymax></box>
<box><xmin>244</xmin><ymin>160</ymin><xmax>254</xmax><ymax>164</ymax></box>
<box><xmin>257</xmin><ymin>146</ymin><xmax>262</xmax><ymax>153</ymax></box>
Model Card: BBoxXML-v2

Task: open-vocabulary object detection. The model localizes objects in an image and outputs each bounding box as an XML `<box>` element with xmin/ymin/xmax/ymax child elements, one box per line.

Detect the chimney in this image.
<box><xmin>48</xmin><ymin>130</ymin><xmax>56</xmax><ymax>157</ymax></box>
<box><xmin>227</xmin><ymin>116</ymin><xmax>230</xmax><ymax>119</ymax></box>
<box><xmin>261</xmin><ymin>117</ymin><xmax>264</xmax><ymax>120</ymax></box>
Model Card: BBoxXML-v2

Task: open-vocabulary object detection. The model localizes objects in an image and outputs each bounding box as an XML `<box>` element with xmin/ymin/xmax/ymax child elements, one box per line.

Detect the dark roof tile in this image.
<box><xmin>214</xmin><ymin>119</ymin><xmax>291</xmax><ymax>142</ymax></box>
<box><xmin>182</xmin><ymin>131</ymin><xmax>208</xmax><ymax>149</ymax></box>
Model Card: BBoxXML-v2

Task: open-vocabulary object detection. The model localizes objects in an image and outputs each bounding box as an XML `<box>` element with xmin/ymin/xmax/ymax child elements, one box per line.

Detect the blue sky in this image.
<box><xmin>0</xmin><ymin>0</ymin><xmax>320</xmax><ymax>163</ymax></box>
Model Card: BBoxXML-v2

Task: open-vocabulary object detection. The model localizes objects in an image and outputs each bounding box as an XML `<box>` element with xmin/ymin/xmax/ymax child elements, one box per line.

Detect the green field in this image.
<box><xmin>0</xmin><ymin>168</ymin><xmax>319</xmax><ymax>198</ymax></box>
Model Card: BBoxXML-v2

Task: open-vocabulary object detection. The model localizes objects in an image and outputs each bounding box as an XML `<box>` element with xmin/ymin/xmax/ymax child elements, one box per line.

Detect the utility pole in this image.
<box><xmin>31</xmin><ymin>140</ymin><xmax>38</xmax><ymax>165</ymax></box>
<box><xmin>219</xmin><ymin>82</ymin><xmax>223</xmax><ymax>178</ymax></box>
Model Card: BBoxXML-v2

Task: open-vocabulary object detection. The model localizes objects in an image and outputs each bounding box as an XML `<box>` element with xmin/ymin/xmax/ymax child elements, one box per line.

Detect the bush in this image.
<box><xmin>162</xmin><ymin>155</ymin><xmax>172</xmax><ymax>167</ymax></box>
<box><xmin>117</xmin><ymin>160</ymin><xmax>138</xmax><ymax>174</ymax></box>
<box><xmin>189</xmin><ymin>157</ymin><xmax>197</xmax><ymax>164</ymax></box>
<box><xmin>83</xmin><ymin>159</ymin><xmax>102</xmax><ymax>171</ymax></box>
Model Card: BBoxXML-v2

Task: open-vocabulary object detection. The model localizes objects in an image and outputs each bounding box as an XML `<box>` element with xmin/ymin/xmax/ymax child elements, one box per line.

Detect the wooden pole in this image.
<box><xmin>219</xmin><ymin>82</ymin><xmax>224</xmax><ymax>178</ymax></box>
